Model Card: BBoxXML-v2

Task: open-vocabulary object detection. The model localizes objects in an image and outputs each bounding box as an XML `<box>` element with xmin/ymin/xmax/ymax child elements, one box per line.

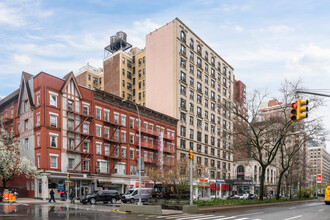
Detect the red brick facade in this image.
<box><xmin>0</xmin><ymin>71</ymin><xmax>177</xmax><ymax>198</ymax></box>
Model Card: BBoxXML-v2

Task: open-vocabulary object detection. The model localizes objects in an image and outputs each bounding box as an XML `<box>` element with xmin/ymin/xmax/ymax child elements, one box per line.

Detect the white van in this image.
<box><xmin>121</xmin><ymin>188</ymin><xmax>153</xmax><ymax>203</ymax></box>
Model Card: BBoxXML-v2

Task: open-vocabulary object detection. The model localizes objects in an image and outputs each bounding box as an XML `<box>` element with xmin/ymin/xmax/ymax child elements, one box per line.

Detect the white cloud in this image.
<box><xmin>0</xmin><ymin>3</ymin><xmax>24</xmax><ymax>27</ymax></box>
<box><xmin>14</xmin><ymin>55</ymin><xmax>31</xmax><ymax>65</ymax></box>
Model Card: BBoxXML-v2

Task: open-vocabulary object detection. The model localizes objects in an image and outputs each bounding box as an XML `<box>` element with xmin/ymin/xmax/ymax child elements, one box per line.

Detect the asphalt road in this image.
<box><xmin>0</xmin><ymin>200</ymin><xmax>328</xmax><ymax>220</ymax></box>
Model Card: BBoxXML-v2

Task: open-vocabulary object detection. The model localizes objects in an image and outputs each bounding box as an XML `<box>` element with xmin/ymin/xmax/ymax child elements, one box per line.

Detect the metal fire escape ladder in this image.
<box><xmin>73</xmin><ymin>135</ymin><xmax>91</xmax><ymax>151</ymax></box>
<box><xmin>74</xmin><ymin>116</ymin><xmax>92</xmax><ymax>131</ymax></box>
<box><xmin>108</xmin><ymin>124</ymin><xmax>122</xmax><ymax>173</ymax></box>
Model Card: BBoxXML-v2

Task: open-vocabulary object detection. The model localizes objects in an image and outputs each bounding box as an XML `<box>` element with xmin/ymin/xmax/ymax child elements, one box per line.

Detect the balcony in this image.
<box><xmin>103</xmin><ymin>119</ymin><xmax>123</xmax><ymax>127</ymax></box>
<box><xmin>140</xmin><ymin>128</ymin><xmax>158</xmax><ymax>137</ymax></box>
<box><xmin>144</xmin><ymin>157</ymin><xmax>156</xmax><ymax>163</ymax></box>
<box><xmin>141</xmin><ymin>141</ymin><xmax>156</xmax><ymax>150</ymax></box>
<box><xmin>103</xmin><ymin>136</ymin><xmax>121</xmax><ymax>145</ymax></box>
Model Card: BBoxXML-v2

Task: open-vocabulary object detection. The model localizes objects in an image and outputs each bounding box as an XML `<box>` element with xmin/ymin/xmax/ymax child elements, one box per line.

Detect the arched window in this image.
<box><xmin>217</xmin><ymin>62</ymin><xmax>221</xmax><ymax>71</ymax></box>
<box><xmin>223</xmin><ymin>67</ymin><xmax>227</xmax><ymax>76</ymax></box>
<box><xmin>211</xmin><ymin>57</ymin><xmax>215</xmax><ymax>66</ymax></box>
<box><xmin>237</xmin><ymin>165</ymin><xmax>245</xmax><ymax>180</ymax></box>
<box><xmin>205</xmin><ymin>51</ymin><xmax>208</xmax><ymax>61</ymax></box>
<box><xmin>180</xmin><ymin>31</ymin><xmax>186</xmax><ymax>43</ymax></box>
<box><xmin>190</xmin><ymin>38</ymin><xmax>194</xmax><ymax>49</ymax></box>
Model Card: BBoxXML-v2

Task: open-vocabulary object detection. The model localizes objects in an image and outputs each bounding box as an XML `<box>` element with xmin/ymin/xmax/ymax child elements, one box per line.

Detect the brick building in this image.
<box><xmin>0</xmin><ymin>71</ymin><xmax>177</xmax><ymax>199</ymax></box>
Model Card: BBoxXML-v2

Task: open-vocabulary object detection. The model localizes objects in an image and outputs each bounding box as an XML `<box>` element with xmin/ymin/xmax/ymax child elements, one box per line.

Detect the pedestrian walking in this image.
<box><xmin>69</xmin><ymin>189</ymin><xmax>74</xmax><ymax>204</ymax></box>
<box><xmin>13</xmin><ymin>191</ymin><xmax>18</xmax><ymax>200</ymax></box>
<box><xmin>49</xmin><ymin>189</ymin><xmax>56</xmax><ymax>203</ymax></box>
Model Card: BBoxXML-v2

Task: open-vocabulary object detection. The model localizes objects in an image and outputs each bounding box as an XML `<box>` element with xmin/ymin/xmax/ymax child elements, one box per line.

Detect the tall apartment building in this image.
<box><xmin>308</xmin><ymin>143</ymin><xmax>330</xmax><ymax>185</ymax></box>
<box><xmin>76</xmin><ymin>63</ymin><xmax>104</xmax><ymax>90</ymax></box>
<box><xmin>0</xmin><ymin>71</ymin><xmax>177</xmax><ymax>199</ymax></box>
<box><xmin>76</xmin><ymin>18</ymin><xmax>235</xmax><ymax>197</ymax></box>
<box><xmin>146</xmin><ymin>18</ymin><xmax>234</xmax><ymax>197</ymax></box>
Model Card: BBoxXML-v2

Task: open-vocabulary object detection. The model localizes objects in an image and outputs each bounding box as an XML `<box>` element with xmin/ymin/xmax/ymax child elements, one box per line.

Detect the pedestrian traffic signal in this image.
<box><xmin>297</xmin><ymin>99</ymin><xmax>308</xmax><ymax>120</ymax></box>
<box><xmin>189</xmin><ymin>150</ymin><xmax>193</xmax><ymax>161</ymax></box>
<box><xmin>67</xmin><ymin>173</ymin><xmax>70</xmax><ymax>180</ymax></box>
<box><xmin>291</xmin><ymin>102</ymin><xmax>298</xmax><ymax>122</ymax></box>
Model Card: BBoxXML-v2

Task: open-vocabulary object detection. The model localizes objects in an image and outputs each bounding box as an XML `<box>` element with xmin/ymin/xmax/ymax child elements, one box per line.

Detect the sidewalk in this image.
<box><xmin>15</xmin><ymin>198</ymin><xmax>68</xmax><ymax>205</ymax></box>
<box><xmin>197</xmin><ymin>199</ymin><xmax>320</xmax><ymax>213</ymax></box>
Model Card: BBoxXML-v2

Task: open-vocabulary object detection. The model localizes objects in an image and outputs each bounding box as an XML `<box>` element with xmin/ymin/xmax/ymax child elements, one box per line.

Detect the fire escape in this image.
<box><xmin>103</xmin><ymin>119</ymin><xmax>123</xmax><ymax>174</ymax></box>
<box><xmin>66</xmin><ymin>107</ymin><xmax>93</xmax><ymax>172</ymax></box>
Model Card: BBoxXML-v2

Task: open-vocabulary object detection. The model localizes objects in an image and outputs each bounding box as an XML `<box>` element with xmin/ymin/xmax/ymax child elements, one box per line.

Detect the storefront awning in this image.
<box><xmin>98</xmin><ymin>179</ymin><xmax>112</xmax><ymax>184</ymax></box>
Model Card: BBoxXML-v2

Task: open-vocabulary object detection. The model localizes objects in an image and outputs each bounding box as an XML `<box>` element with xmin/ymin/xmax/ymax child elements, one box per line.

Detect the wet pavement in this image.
<box><xmin>0</xmin><ymin>203</ymin><xmax>128</xmax><ymax>220</ymax></box>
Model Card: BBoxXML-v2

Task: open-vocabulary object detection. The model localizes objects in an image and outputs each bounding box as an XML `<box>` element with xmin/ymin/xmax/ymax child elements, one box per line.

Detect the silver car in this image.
<box><xmin>121</xmin><ymin>188</ymin><xmax>153</xmax><ymax>203</ymax></box>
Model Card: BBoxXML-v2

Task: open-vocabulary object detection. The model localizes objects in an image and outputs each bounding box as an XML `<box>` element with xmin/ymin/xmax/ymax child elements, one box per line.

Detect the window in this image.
<box><xmin>83</xmin><ymin>160</ymin><xmax>89</xmax><ymax>171</ymax></box>
<box><xmin>180</xmin><ymin>98</ymin><xmax>186</xmax><ymax>109</ymax></box>
<box><xmin>180</xmin><ymin>126</ymin><xmax>186</xmax><ymax>137</ymax></box>
<box><xmin>96</xmin><ymin>107</ymin><xmax>101</xmax><ymax>120</ymax></box>
<box><xmin>36</xmin><ymin>133</ymin><xmax>40</xmax><ymax>147</ymax></box>
<box><xmin>180</xmin><ymin>44</ymin><xmax>186</xmax><ymax>56</ymax></box>
<box><xmin>49</xmin><ymin>93</ymin><xmax>57</xmax><ymax>107</ymax></box>
<box><xmin>83</xmin><ymin>123</ymin><xmax>89</xmax><ymax>134</ymax></box>
<box><xmin>96</xmin><ymin>160</ymin><xmax>108</xmax><ymax>173</ymax></box>
<box><xmin>205</xmin><ymin>51</ymin><xmax>208</xmax><ymax>61</ymax></box>
<box><xmin>122</xmin><ymin>147</ymin><xmax>126</xmax><ymax>158</ymax></box>
<box><xmin>37</xmin><ymin>154</ymin><xmax>40</xmax><ymax>168</ymax></box>
<box><xmin>197</xmin><ymin>82</ymin><xmax>202</xmax><ymax>92</ymax></box>
<box><xmin>68</xmin><ymin>158</ymin><xmax>75</xmax><ymax>169</ymax></box>
<box><xmin>113</xmin><ymin>113</ymin><xmax>119</xmax><ymax>124</ymax></box>
<box><xmin>36</xmin><ymin>93</ymin><xmax>40</xmax><ymax>107</ymax></box>
<box><xmin>197</xmin><ymin>131</ymin><xmax>202</xmax><ymax>142</ymax></box>
<box><xmin>68</xmin><ymin>100</ymin><xmax>74</xmax><ymax>111</ymax></box>
<box><xmin>50</xmin><ymin>114</ymin><xmax>57</xmax><ymax>127</ymax></box>
<box><xmin>205</xmin><ymin>63</ymin><xmax>209</xmax><ymax>72</ymax></box>
<box><xmin>180</xmin><ymin>58</ymin><xmax>186</xmax><ymax>68</ymax></box>
<box><xmin>130</xmin><ymin>118</ymin><xmax>134</xmax><ymax>128</ymax></box>
<box><xmin>190</xmin><ymin>65</ymin><xmax>194</xmax><ymax>74</ymax></box>
<box><xmin>114</xmin><ymin>163</ymin><xmax>126</xmax><ymax>175</ymax></box>
<box><xmin>68</xmin><ymin>119</ymin><xmax>74</xmax><ymax>130</ymax></box>
<box><xmin>180</xmin><ymin>31</ymin><xmax>186</xmax><ymax>43</ymax></box>
<box><xmin>50</xmin><ymin>134</ymin><xmax>57</xmax><ymax>147</ymax></box>
<box><xmin>83</xmin><ymin>142</ymin><xmax>89</xmax><ymax>153</ymax></box>
<box><xmin>24</xmin><ymin>138</ymin><xmax>29</xmax><ymax>149</ymax></box>
<box><xmin>130</xmin><ymin>149</ymin><xmax>135</xmax><ymax>160</ymax></box>
<box><xmin>180</xmin><ymin>139</ymin><xmax>186</xmax><ymax>149</ymax></box>
<box><xmin>190</xmin><ymin>38</ymin><xmax>194</xmax><ymax>49</ymax></box>
<box><xmin>105</xmin><ymin>144</ymin><xmax>110</xmax><ymax>155</ymax></box>
<box><xmin>104</xmin><ymin>127</ymin><xmax>109</xmax><ymax>138</ymax></box>
<box><xmin>130</xmin><ymin>133</ymin><xmax>135</xmax><ymax>144</ymax></box>
<box><xmin>36</xmin><ymin>113</ymin><xmax>40</xmax><ymax>126</ymax></box>
<box><xmin>83</xmin><ymin>104</ymin><xmax>89</xmax><ymax>115</ymax></box>
<box><xmin>68</xmin><ymin>138</ymin><xmax>74</xmax><ymax>150</ymax></box>
<box><xmin>130</xmin><ymin>165</ymin><xmax>137</xmax><ymax>175</ymax></box>
<box><xmin>190</xmin><ymin>51</ymin><xmax>194</xmax><ymax>61</ymax></box>
<box><xmin>189</xmin><ymin>103</ymin><xmax>194</xmax><ymax>112</ymax></box>
<box><xmin>189</xmin><ymin>129</ymin><xmax>194</xmax><ymax>139</ymax></box>
<box><xmin>189</xmin><ymin>116</ymin><xmax>194</xmax><ymax>125</ymax></box>
<box><xmin>189</xmin><ymin>90</ymin><xmax>194</xmax><ymax>100</ymax></box>
<box><xmin>96</xmin><ymin>143</ymin><xmax>102</xmax><ymax>154</ymax></box>
<box><xmin>181</xmin><ymin>71</ymin><xmax>186</xmax><ymax>83</ymax></box>
<box><xmin>197</xmin><ymin>94</ymin><xmax>201</xmax><ymax>103</ymax></box>
<box><xmin>197</xmin><ymin>57</ymin><xmax>201</xmax><ymax>68</ymax></box>
<box><xmin>121</xmin><ymin>131</ymin><xmax>126</xmax><ymax>142</ymax></box>
<box><xmin>197</xmin><ymin>45</ymin><xmax>201</xmax><ymax>55</ymax></box>
<box><xmin>197</xmin><ymin>107</ymin><xmax>201</xmax><ymax>117</ymax></box>
<box><xmin>180</xmin><ymin>112</ymin><xmax>186</xmax><ymax>122</ymax></box>
<box><xmin>96</xmin><ymin>125</ymin><xmax>102</xmax><ymax>137</ymax></box>
<box><xmin>24</xmin><ymin>119</ymin><xmax>28</xmax><ymax>131</ymax></box>
<box><xmin>50</xmin><ymin>155</ymin><xmax>58</xmax><ymax>168</ymax></box>
<box><xmin>121</xmin><ymin>115</ymin><xmax>126</xmax><ymax>126</ymax></box>
<box><xmin>180</xmin><ymin>85</ymin><xmax>186</xmax><ymax>95</ymax></box>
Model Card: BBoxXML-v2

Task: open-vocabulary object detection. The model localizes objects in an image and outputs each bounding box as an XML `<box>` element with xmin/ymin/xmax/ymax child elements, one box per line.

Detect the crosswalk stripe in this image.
<box><xmin>210</xmin><ymin>217</ymin><xmax>236</xmax><ymax>220</ymax></box>
<box><xmin>160</xmin><ymin>214</ymin><xmax>210</xmax><ymax>219</ymax></box>
<box><xmin>177</xmin><ymin>215</ymin><xmax>224</xmax><ymax>220</ymax></box>
<box><xmin>233</xmin><ymin>218</ymin><xmax>248</xmax><ymax>220</ymax></box>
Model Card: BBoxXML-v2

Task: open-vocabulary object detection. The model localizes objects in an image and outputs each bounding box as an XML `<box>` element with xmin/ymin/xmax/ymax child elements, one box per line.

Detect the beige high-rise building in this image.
<box><xmin>76</xmin><ymin>63</ymin><xmax>104</xmax><ymax>90</ymax></box>
<box><xmin>309</xmin><ymin>144</ymin><xmax>330</xmax><ymax>185</ymax></box>
<box><xmin>146</xmin><ymin>18</ymin><xmax>234</xmax><ymax>197</ymax></box>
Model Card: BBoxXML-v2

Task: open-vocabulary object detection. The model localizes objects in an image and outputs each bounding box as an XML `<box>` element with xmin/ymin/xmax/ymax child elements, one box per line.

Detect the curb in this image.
<box><xmin>198</xmin><ymin>199</ymin><xmax>320</xmax><ymax>213</ymax></box>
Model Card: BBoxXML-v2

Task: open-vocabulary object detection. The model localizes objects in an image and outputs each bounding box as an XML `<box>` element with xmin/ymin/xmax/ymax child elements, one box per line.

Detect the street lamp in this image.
<box><xmin>122</xmin><ymin>99</ymin><xmax>142</xmax><ymax>205</ymax></box>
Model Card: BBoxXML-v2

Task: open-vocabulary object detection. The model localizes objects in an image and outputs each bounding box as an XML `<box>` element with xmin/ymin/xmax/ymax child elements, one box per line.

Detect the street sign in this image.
<box><xmin>317</xmin><ymin>174</ymin><xmax>322</xmax><ymax>183</ymax></box>
<box><xmin>216</xmin><ymin>180</ymin><xmax>225</xmax><ymax>184</ymax></box>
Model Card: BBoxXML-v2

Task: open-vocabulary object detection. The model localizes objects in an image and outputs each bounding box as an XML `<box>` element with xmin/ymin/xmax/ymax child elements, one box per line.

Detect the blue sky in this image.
<box><xmin>2</xmin><ymin>0</ymin><xmax>330</xmax><ymax>144</ymax></box>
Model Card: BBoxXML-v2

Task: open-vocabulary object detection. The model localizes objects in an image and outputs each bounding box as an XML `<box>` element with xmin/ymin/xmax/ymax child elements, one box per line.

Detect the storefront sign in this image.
<box><xmin>57</xmin><ymin>184</ymin><xmax>65</xmax><ymax>194</ymax></box>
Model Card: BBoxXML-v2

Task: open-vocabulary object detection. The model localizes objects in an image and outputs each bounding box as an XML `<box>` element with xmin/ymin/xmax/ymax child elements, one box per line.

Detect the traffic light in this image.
<box><xmin>189</xmin><ymin>150</ymin><xmax>193</xmax><ymax>161</ymax></box>
<box><xmin>297</xmin><ymin>99</ymin><xmax>308</xmax><ymax>120</ymax></box>
<box><xmin>67</xmin><ymin>173</ymin><xmax>70</xmax><ymax>180</ymax></box>
<box><xmin>291</xmin><ymin>102</ymin><xmax>298</xmax><ymax>122</ymax></box>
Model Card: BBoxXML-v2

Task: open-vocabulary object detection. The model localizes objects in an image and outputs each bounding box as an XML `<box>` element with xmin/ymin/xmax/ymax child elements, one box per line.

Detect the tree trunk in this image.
<box><xmin>2</xmin><ymin>178</ymin><xmax>6</xmax><ymax>193</ymax></box>
<box><xmin>259</xmin><ymin>167</ymin><xmax>266</xmax><ymax>200</ymax></box>
<box><xmin>276</xmin><ymin>170</ymin><xmax>286</xmax><ymax>200</ymax></box>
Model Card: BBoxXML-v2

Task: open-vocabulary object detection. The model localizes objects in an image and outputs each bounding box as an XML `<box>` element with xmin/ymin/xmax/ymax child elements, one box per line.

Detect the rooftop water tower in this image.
<box><xmin>104</xmin><ymin>31</ymin><xmax>132</xmax><ymax>58</ymax></box>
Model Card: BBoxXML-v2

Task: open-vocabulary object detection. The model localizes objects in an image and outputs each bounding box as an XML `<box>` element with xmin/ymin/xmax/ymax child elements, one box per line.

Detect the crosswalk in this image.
<box><xmin>155</xmin><ymin>213</ymin><xmax>262</xmax><ymax>220</ymax></box>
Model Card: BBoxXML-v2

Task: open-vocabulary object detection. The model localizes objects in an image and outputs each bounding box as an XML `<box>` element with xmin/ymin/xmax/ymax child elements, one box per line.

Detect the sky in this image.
<box><xmin>1</xmin><ymin>0</ymin><xmax>330</xmax><ymax>146</ymax></box>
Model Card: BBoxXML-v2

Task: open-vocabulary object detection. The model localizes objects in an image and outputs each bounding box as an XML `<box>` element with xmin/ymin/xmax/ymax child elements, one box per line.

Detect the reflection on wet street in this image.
<box><xmin>0</xmin><ymin>203</ymin><xmax>125</xmax><ymax>220</ymax></box>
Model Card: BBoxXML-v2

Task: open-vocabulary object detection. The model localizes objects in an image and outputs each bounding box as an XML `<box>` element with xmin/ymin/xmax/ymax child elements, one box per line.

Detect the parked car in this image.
<box><xmin>248</xmin><ymin>194</ymin><xmax>257</xmax><ymax>200</ymax></box>
<box><xmin>121</xmin><ymin>188</ymin><xmax>153</xmax><ymax>203</ymax></box>
<box><xmin>227</xmin><ymin>194</ymin><xmax>239</xmax><ymax>199</ymax></box>
<box><xmin>81</xmin><ymin>190</ymin><xmax>120</xmax><ymax>205</ymax></box>
<box><xmin>238</xmin><ymin>193</ymin><xmax>249</xmax><ymax>199</ymax></box>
